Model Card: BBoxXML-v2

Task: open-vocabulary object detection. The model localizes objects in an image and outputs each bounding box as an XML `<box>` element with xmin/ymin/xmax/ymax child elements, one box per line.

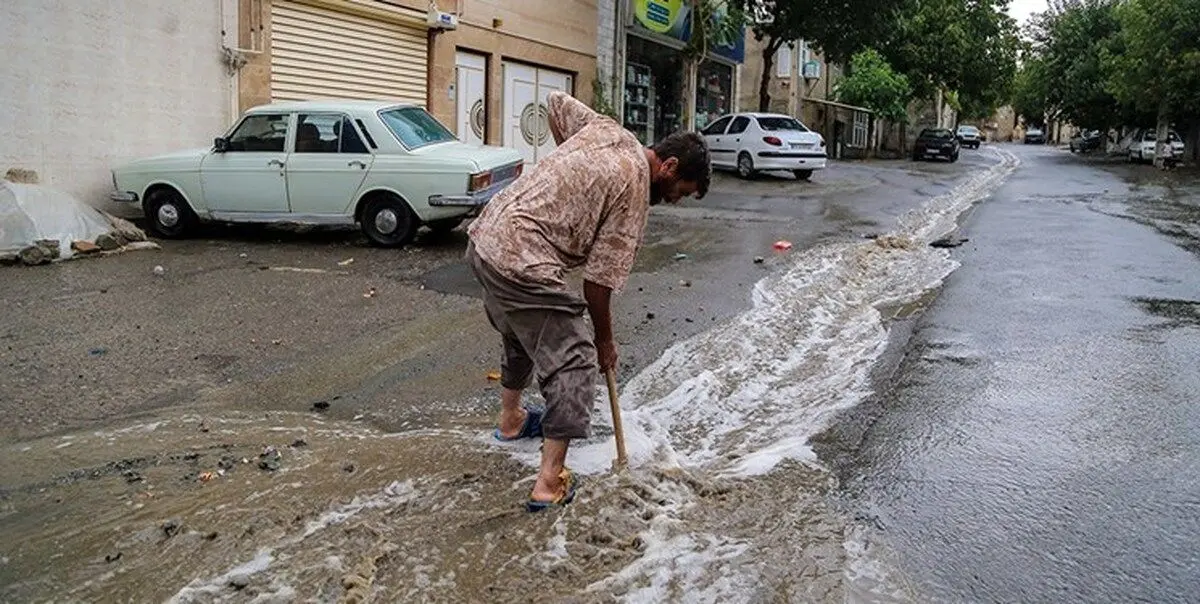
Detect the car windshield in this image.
<box><xmin>379</xmin><ymin>107</ymin><xmax>455</xmax><ymax>149</ymax></box>
<box><xmin>757</xmin><ymin>117</ymin><xmax>809</xmax><ymax>132</ymax></box>
<box><xmin>957</xmin><ymin>126</ymin><xmax>979</xmax><ymax>134</ymax></box>
<box><xmin>1028</xmin><ymin>129</ymin><xmax>1043</xmax><ymax>135</ymax></box>
<box><xmin>921</xmin><ymin>129</ymin><xmax>955</xmax><ymax>139</ymax></box>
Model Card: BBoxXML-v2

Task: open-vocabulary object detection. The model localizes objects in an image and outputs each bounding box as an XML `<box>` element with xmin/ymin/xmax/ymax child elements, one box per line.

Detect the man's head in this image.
<box><xmin>648</xmin><ymin>132</ymin><xmax>711</xmax><ymax>205</ymax></box>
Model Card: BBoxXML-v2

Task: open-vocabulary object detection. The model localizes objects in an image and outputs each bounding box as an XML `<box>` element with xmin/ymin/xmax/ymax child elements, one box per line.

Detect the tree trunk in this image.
<box><xmin>1154</xmin><ymin>101</ymin><xmax>1170</xmax><ymax>169</ymax></box>
<box><xmin>1187</xmin><ymin>121</ymin><xmax>1200</xmax><ymax>164</ymax></box>
<box><xmin>758</xmin><ymin>38</ymin><xmax>783</xmax><ymax>113</ymax></box>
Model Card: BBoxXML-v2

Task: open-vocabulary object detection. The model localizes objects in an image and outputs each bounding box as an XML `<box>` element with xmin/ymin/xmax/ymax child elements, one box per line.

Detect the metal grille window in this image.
<box><xmin>852</xmin><ymin>111</ymin><xmax>869</xmax><ymax>148</ymax></box>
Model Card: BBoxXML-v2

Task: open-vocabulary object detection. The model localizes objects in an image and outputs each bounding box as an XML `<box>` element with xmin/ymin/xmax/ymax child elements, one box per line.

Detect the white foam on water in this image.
<box><xmin>578</xmin><ymin>149</ymin><xmax>1019</xmax><ymax>598</ymax></box>
<box><xmin>168</xmin><ymin>549</ymin><xmax>274</xmax><ymax>603</ymax></box>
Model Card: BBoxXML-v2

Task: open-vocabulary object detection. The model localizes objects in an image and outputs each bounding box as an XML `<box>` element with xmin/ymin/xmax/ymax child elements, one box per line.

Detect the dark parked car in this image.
<box><xmin>956</xmin><ymin>124</ymin><xmax>982</xmax><ymax>149</ymax></box>
<box><xmin>1069</xmin><ymin>130</ymin><xmax>1103</xmax><ymax>153</ymax></box>
<box><xmin>1024</xmin><ymin>128</ymin><xmax>1046</xmax><ymax>144</ymax></box>
<box><xmin>913</xmin><ymin>128</ymin><xmax>960</xmax><ymax>162</ymax></box>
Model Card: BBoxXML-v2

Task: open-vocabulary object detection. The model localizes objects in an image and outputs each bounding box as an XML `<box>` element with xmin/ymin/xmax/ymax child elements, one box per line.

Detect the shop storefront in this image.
<box><xmin>622</xmin><ymin>0</ymin><xmax>743</xmax><ymax>143</ymax></box>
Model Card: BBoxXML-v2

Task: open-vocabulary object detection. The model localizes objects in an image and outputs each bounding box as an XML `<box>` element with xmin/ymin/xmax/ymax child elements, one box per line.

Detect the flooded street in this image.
<box><xmin>4</xmin><ymin>152</ymin><xmax>1016</xmax><ymax>602</ymax></box>
<box><xmin>832</xmin><ymin>145</ymin><xmax>1200</xmax><ymax>603</ymax></box>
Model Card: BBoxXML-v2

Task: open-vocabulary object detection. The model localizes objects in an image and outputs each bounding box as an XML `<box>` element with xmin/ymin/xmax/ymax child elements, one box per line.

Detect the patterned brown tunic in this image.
<box><xmin>467</xmin><ymin>91</ymin><xmax>650</xmax><ymax>292</ymax></box>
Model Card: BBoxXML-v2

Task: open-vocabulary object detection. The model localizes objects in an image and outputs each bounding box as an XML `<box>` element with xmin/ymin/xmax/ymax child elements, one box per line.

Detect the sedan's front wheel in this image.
<box><xmin>361</xmin><ymin>195</ymin><xmax>418</xmax><ymax>248</ymax></box>
<box><xmin>144</xmin><ymin>187</ymin><xmax>197</xmax><ymax>239</ymax></box>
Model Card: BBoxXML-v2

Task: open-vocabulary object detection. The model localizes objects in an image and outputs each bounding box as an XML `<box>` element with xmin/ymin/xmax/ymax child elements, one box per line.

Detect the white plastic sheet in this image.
<box><xmin>0</xmin><ymin>181</ymin><xmax>115</xmax><ymax>259</ymax></box>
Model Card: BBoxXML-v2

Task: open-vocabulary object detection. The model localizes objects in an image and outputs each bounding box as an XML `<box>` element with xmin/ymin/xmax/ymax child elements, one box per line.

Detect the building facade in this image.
<box><xmin>610</xmin><ymin>0</ymin><xmax>746</xmax><ymax>144</ymax></box>
<box><xmin>235</xmin><ymin>0</ymin><xmax>599</xmax><ymax>166</ymax></box>
<box><xmin>738</xmin><ymin>36</ymin><xmax>874</xmax><ymax>158</ymax></box>
<box><xmin>2</xmin><ymin>0</ymin><xmax>237</xmax><ymax>208</ymax></box>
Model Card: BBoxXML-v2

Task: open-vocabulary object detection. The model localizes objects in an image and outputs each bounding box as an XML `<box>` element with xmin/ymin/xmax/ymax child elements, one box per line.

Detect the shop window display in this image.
<box><xmin>695</xmin><ymin>61</ymin><xmax>733</xmax><ymax>131</ymax></box>
<box><xmin>624</xmin><ymin>35</ymin><xmax>683</xmax><ymax>144</ymax></box>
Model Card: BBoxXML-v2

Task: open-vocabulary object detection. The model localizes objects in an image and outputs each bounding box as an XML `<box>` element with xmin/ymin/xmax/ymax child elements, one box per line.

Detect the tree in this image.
<box><xmin>835</xmin><ymin>49</ymin><xmax>912</xmax><ymax>123</ymax></box>
<box><xmin>740</xmin><ymin>0</ymin><xmax>906</xmax><ymax>111</ymax></box>
<box><xmin>1104</xmin><ymin>0</ymin><xmax>1200</xmax><ymax>164</ymax></box>
<box><xmin>878</xmin><ymin>0</ymin><xmax>1021</xmax><ymax>123</ymax></box>
<box><xmin>1011</xmin><ymin>56</ymin><xmax>1051</xmax><ymax>127</ymax></box>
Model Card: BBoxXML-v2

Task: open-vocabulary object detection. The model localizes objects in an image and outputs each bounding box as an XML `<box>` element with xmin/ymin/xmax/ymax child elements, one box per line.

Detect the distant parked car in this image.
<box><xmin>110</xmin><ymin>100</ymin><xmax>523</xmax><ymax>247</ymax></box>
<box><xmin>912</xmin><ymin>128</ymin><xmax>960</xmax><ymax>162</ymax></box>
<box><xmin>1024</xmin><ymin>128</ymin><xmax>1046</xmax><ymax>144</ymax></box>
<box><xmin>1069</xmin><ymin>129</ymin><xmax>1103</xmax><ymax>153</ymax></box>
<box><xmin>701</xmin><ymin>112</ymin><xmax>827</xmax><ymax>180</ymax></box>
<box><xmin>955</xmin><ymin>125</ymin><xmax>982</xmax><ymax>149</ymax></box>
<box><xmin>1121</xmin><ymin>127</ymin><xmax>1185</xmax><ymax>163</ymax></box>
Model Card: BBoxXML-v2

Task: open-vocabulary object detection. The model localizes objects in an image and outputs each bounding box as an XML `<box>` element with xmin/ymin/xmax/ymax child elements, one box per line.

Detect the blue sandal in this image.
<box><xmin>493</xmin><ymin>405</ymin><xmax>544</xmax><ymax>442</ymax></box>
<box><xmin>526</xmin><ymin>469</ymin><xmax>579</xmax><ymax>513</ymax></box>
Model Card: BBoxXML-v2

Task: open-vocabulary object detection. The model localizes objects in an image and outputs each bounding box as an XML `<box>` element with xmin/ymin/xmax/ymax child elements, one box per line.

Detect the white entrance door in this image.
<box><xmin>502</xmin><ymin>62</ymin><xmax>574</xmax><ymax>165</ymax></box>
<box><xmin>455</xmin><ymin>52</ymin><xmax>486</xmax><ymax>145</ymax></box>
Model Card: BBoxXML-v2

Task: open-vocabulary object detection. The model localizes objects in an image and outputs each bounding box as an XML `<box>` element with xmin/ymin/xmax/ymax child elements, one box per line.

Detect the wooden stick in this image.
<box><xmin>605</xmin><ymin>369</ymin><xmax>628</xmax><ymax>470</ymax></box>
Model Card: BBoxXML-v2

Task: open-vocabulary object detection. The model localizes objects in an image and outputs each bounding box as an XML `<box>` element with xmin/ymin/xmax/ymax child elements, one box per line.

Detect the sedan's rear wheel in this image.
<box><xmin>144</xmin><ymin>187</ymin><xmax>197</xmax><ymax>239</ymax></box>
<box><xmin>737</xmin><ymin>152</ymin><xmax>755</xmax><ymax>179</ymax></box>
<box><xmin>361</xmin><ymin>195</ymin><xmax>418</xmax><ymax>248</ymax></box>
<box><xmin>793</xmin><ymin>169</ymin><xmax>814</xmax><ymax>181</ymax></box>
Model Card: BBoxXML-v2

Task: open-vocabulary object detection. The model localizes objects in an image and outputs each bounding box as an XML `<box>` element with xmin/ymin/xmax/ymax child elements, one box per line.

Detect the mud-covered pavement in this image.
<box><xmin>2</xmin><ymin>155</ymin><xmax>1003</xmax><ymax>602</ymax></box>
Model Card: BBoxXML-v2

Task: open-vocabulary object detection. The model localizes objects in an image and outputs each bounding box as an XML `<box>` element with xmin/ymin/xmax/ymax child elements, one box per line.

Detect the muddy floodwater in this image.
<box><xmin>1</xmin><ymin>155</ymin><xmax>1012</xmax><ymax>602</ymax></box>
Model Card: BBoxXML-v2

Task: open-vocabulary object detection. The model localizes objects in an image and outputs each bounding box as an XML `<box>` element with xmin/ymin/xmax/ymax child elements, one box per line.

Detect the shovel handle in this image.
<box><xmin>605</xmin><ymin>369</ymin><xmax>628</xmax><ymax>468</ymax></box>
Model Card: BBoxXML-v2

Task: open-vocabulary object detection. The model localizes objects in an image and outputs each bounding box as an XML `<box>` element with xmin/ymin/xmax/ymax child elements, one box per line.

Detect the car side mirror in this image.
<box><xmin>213</xmin><ymin>137</ymin><xmax>230</xmax><ymax>153</ymax></box>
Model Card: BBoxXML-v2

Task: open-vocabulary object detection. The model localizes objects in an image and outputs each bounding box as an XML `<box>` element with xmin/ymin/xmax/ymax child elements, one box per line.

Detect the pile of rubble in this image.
<box><xmin>1</xmin><ymin>170</ymin><xmax>160</xmax><ymax>266</ymax></box>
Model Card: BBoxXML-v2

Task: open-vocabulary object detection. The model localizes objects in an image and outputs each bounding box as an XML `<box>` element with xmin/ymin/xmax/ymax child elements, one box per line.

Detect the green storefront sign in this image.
<box><xmin>631</xmin><ymin>0</ymin><xmax>744</xmax><ymax>63</ymax></box>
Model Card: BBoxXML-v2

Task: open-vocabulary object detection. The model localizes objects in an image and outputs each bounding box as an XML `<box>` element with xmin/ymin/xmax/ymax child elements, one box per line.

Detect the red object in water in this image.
<box><xmin>773</xmin><ymin>240</ymin><xmax>793</xmax><ymax>251</ymax></box>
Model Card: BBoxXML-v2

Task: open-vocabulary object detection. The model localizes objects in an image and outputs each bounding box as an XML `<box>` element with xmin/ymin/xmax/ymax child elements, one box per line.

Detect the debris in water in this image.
<box><xmin>198</xmin><ymin>471</ymin><xmax>217</xmax><ymax>482</ymax></box>
<box><xmin>863</xmin><ymin>233</ymin><xmax>882</xmax><ymax>240</ymax></box>
<box><xmin>773</xmin><ymin>240</ymin><xmax>793</xmax><ymax>251</ymax></box>
<box><xmin>363</xmin><ymin>287</ymin><xmax>377</xmax><ymax>298</ymax></box>
<box><xmin>679</xmin><ymin>280</ymin><xmax>692</xmax><ymax>287</ymax></box>
<box><xmin>258</xmin><ymin>446</ymin><xmax>282</xmax><ymax>472</ymax></box>
<box><xmin>673</xmin><ymin>252</ymin><xmax>688</xmax><ymax>261</ymax></box>
<box><xmin>291</xmin><ymin>438</ymin><xmax>308</xmax><ymax>448</ymax></box>
<box><xmin>238</xmin><ymin>253</ymin><xmax>248</xmax><ymax>258</ymax></box>
<box><xmin>203</xmin><ymin>531</ymin><xmax>219</xmax><ymax>541</ymax></box>
<box><xmin>72</xmin><ymin>240</ymin><xmax>101</xmax><ymax>255</ymax></box>
<box><xmin>646</xmin><ymin>312</ymin><xmax>656</xmax><ymax>320</ymax></box>
<box><xmin>342</xmin><ymin>462</ymin><xmax>357</xmax><ymax>474</ymax></box>
<box><xmin>272</xmin><ymin>339</ymin><xmax>283</xmax><ymax>346</ymax></box>
<box><xmin>123</xmin><ymin>469</ymin><xmax>143</xmax><ymax>484</ymax></box>
<box><xmin>930</xmin><ymin>236</ymin><xmax>969</xmax><ymax>249</ymax></box>
<box><xmin>486</xmin><ymin>370</ymin><xmax>502</xmax><ymax>381</ymax></box>
<box><xmin>218</xmin><ymin>455</ymin><xmax>236</xmax><ymax>471</ymax></box>
<box><xmin>88</xmin><ymin>347</ymin><xmax>107</xmax><ymax>357</ymax></box>
<box><xmin>162</xmin><ymin>519</ymin><xmax>182</xmax><ymax>539</ymax></box>
<box><xmin>753</xmin><ymin>256</ymin><xmax>765</xmax><ymax>264</ymax></box>
<box><xmin>270</xmin><ymin>266</ymin><xmax>331</xmax><ymax>274</ymax></box>
<box><xmin>125</xmin><ymin>241</ymin><xmax>161</xmax><ymax>251</ymax></box>
<box><xmin>228</xmin><ymin>573</ymin><xmax>251</xmax><ymax>590</ymax></box>
<box><xmin>338</xmin><ymin>258</ymin><xmax>355</xmax><ymax>266</ymax></box>
<box><xmin>105</xmin><ymin>552</ymin><xmax>122</xmax><ymax>563</ymax></box>
<box><xmin>152</xmin><ymin>265</ymin><xmax>165</xmax><ymax>276</ymax></box>
<box><xmin>198</xmin><ymin>421</ymin><xmax>209</xmax><ymax>433</ymax></box>
<box><xmin>312</xmin><ymin>400</ymin><xmax>331</xmax><ymax>412</ymax></box>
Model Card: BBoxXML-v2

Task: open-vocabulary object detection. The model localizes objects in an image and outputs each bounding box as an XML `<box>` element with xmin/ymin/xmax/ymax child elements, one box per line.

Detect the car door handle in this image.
<box><xmin>348</xmin><ymin>160</ymin><xmax>367</xmax><ymax>169</ymax></box>
<box><xmin>268</xmin><ymin>159</ymin><xmax>285</xmax><ymax>168</ymax></box>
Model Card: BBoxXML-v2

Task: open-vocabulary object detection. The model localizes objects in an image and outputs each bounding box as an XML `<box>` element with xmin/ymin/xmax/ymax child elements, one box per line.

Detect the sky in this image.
<box><xmin>1007</xmin><ymin>0</ymin><xmax>1049</xmax><ymax>25</ymax></box>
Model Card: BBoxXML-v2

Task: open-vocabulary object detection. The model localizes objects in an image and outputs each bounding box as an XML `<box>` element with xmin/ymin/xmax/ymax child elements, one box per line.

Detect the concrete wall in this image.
<box><xmin>2</xmin><ymin>0</ymin><xmax>235</xmax><ymax>209</ymax></box>
<box><xmin>596</xmin><ymin>0</ymin><xmax>618</xmax><ymax>111</ymax></box>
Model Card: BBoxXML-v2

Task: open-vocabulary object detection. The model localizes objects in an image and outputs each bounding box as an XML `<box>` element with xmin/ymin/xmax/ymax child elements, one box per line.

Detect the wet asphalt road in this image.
<box><xmin>841</xmin><ymin>145</ymin><xmax>1200</xmax><ymax>602</ymax></box>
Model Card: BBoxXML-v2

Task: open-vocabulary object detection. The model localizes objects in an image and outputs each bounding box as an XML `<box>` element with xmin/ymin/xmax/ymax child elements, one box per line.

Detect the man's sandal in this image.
<box><xmin>526</xmin><ymin>468</ymin><xmax>579</xmax><ymax>513</ymax></box>
<box><xmin>493</xmin><ymin>404</ymin><xmax>545</xmax><ymax>442</ymax></box>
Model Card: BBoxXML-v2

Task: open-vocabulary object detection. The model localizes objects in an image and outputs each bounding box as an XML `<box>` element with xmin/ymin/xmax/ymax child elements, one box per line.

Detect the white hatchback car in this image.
<box><xmin>701</xmin><ymin>113</ymin><xmax>827</xmax><ymax>180</ymax></box>
<box><xmin>111</xmin><ymin>101</ymin><xmax>523</xmax><ymax>247</ymax></box>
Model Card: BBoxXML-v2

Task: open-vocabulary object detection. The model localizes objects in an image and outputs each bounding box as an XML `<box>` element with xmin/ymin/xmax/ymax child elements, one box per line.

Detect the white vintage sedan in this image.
<box><xmin>110</xmin><ymin>101</ymin><xmax>523</xmax><ymax>247</ymax></box>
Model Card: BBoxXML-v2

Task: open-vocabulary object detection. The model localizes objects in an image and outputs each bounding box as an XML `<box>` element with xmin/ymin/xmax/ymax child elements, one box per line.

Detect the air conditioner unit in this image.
<box><xmin>802</xmin><ymin>60</ymin><xmax>821</xmax><ymax>80</ymax></box>
<box><xmin>428</xmin><ymin>8</ymin><xmax>458</xmax><ymax>30</ymax></box>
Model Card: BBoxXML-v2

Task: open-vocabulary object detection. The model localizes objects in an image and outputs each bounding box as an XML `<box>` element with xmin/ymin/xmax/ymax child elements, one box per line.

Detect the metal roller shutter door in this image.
<box><xmin>270</xmin><ymin>0</ymin><xmax>427</xmax><ymax>105</ymax></box>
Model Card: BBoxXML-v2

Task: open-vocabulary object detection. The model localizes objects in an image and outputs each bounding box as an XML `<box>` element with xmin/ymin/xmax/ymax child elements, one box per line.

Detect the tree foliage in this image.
<box><xmin>1014</xmin><ymin>0</ymin><xmax>1198</xmax><ymax>130</ymax></box>
<box><xmin>1104</xmin><ymin>0</ymin><xmax>1200</xmax><ymax>118</ymax></box>
<box><xmin>878</xmin><ymin>0</ymin><xmax>1020</xmax><ymax>119</ymax></box>
<box><xmin>835</xmin><ymin>49</ymin><xmax>912</xmax><ymax>123</ymax></box>
<box><xmin>740</xmin><ymin>0</ymin><xmax>906</xmax><ymax>111</ymax></box>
